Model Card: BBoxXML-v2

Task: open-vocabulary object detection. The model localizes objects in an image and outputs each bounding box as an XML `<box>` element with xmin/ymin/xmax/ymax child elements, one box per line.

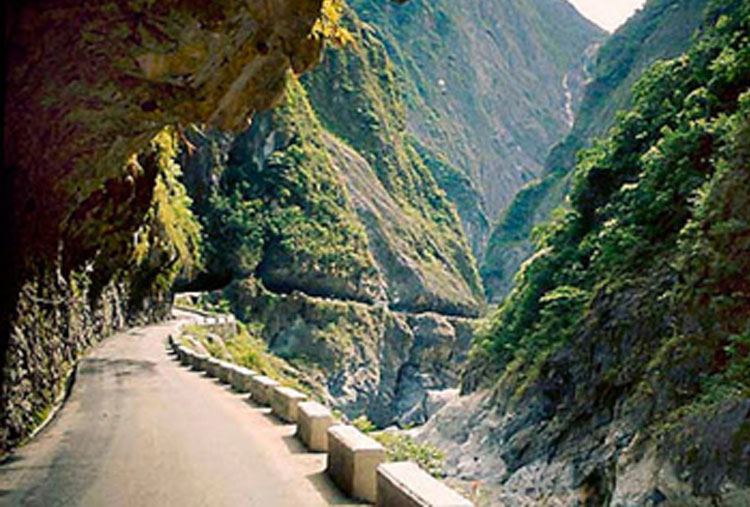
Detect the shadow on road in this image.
<box><xmin>262</xmin><ymin>411</ymin><xmax>290</xmax><ymax>427</ymax></box>
<box><xmin>78</xmin><ymin>358</ymin><xmax>156</xmax><ymax>376</ymax></box>
<box><xmin>243</xmin><ymin>398</ymin><xmax>271</xmax><ymax>412</ymax></box>
<box><xmin>282</xmin><ymin>434</ymin><xmax>316</xmax><ymax>455</ymax></box>
<box><xmin>0</xmin><ymin>454</ymin><xmax>24</xmax><ymax>467</ymax></box>
<box><xmin>306</xmin><ymin>471</ymin><xmax>368</xmax><ymax>506</ymax></box>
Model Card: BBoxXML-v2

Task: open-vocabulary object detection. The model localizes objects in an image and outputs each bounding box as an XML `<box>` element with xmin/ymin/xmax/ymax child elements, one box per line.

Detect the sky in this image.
<box><xmin>568</xmin><ymin>0</ymin><xmax>647</xmax><ymax>32</ymax></box>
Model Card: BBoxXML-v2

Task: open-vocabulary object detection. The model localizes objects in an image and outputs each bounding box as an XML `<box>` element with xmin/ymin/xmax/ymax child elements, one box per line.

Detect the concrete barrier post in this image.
<box><xmin>296</xmin><ymin>402</ymin><xmax>334</xmax><ymax>452</ymax></box>
<box><xmin>270</xmin><ymin>386</ymin><xmax>307</xmax><ymax>423</ymax></box>
<box><xmin>326</xmin><ymin>425</ymin><xmax>385</xmax><ymax>503</ymax></box>
<box><xmin>206</xmin><ymin>357</ymin><xmax>222</xmax><ymax>378</ymax></box>
<box><xmin>230</xmin><ymin>366</ymin><xmax>257</xmax><ymax>393</ymax></box>
<box><xmin>376</xmin><ymin>462</ymin><xmax>473</xmax><ymax>507</ymax></box>
<box><xmin>249</xmin><ymin>376</ymin><xmax>280</xmax><ymax>405</ymax></box>
<box><xmin>178</xmin><ymin>347</ymin><xmax>191</xmax><ymax>366</ymax></box>
<box><xmin>189</xmin><ymin>352</ymin><xmax>200</xmax><ymax>369</ymax></box>
<box><xmin>194</xmin><ymin>354</ymin><xmax>209</xmax><ymax>372</ymax></box>
<box><xmin>217</xmin><ymin>361</ymin><xmax>234</xmax><ymax>384</ymax></box>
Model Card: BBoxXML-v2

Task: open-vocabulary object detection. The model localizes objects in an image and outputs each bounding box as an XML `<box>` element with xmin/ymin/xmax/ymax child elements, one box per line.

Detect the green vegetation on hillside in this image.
<box><xmin>185</xmin><ymin>8</ymin><xmax>485</xmax><ymax>314</ymax></box>
<box><xmin>470</xmin><ymin>0</ymin><xmax>750</xmax><ymax>461</ymax></box>
<box><xmin>349</xmin><ymin>0</ymin><xmax>604</xmax><ymax>244</ymax></box>
<box><xmin>481</xmin><ymin>0</ymin><xmax>711</xmax><ymax>302</ymax></box>
<box><xmin>301</xmin><ymin>9</ymin><xmax>485</xmax><ymax>307</ymax></box>
<box><xmin>194</xmin><ymin>78</ymin><xmax>380</xmax><ymax>302</ymax></box>
<box><xmin>303</xmin><ymin>16</ymin><xmax>459</xmax><ymax>238</ymax></box>
<box><xmin>181</xmin><ymin>322</ymin><xmax>313</xmax><ymax>394</ymax></box>
<box><xmin>575</xmin><ymin>0</ymin><xmax>710</xmax><ymax>147</ymax></box>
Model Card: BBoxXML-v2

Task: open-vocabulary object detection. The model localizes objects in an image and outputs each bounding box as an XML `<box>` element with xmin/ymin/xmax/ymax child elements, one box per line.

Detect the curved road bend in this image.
<box><xmin>0</xmin><ymin>315</ymin><xmax>363</xmax><ymax>506</ymax></box>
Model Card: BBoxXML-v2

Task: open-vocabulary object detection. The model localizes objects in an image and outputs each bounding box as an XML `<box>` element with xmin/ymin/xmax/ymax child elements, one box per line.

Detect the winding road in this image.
<box><xmin>0</xmin><ymin>314</ymin><xmax>361</xmax><ymax>506</ymax></box>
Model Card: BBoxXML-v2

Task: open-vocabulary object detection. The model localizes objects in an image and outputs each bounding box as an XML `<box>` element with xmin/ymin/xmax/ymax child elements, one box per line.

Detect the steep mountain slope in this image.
<box><xmin>179</xmin><ymin>11</ymin><xmax>485</xmax><ymax>425</ymax></box>
<box><xmin>420</xmin><ymin>1</ymin><xmax>750</xmax><ymax>503</ymax></box>
<box><xmin>185</xmin><ymin>43</ymin><xmax>484</xmax><ymax>316</ymax></box>
<box><xmin>348</xmin><ymin>0</ymin><xmax>604</xmax><ymax>253</ymax></box>
<box><xmin>179</xmin><ymin>1</ymin><xmax>606</xmax><ymax>425</ymax></box>
<box><xmin>482</xmin><ymin>0</ymin><xmax>710</xmax><ymax>301</ymax></box>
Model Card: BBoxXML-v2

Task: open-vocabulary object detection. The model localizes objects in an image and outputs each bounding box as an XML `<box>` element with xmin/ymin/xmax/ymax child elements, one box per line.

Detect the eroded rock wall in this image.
<box><xmin>6</xmin><ymin>0</ymin><xmax>323</xmax><ymax>277</ymax></box>
<box><xmin>225</xmin><ymin>279</ymin><xmax>475</xmax><ymax>427</ymax></box>
<box><xmin>2</xmin><ymin>0</ymin><xmax>326</xmax><ymax>452</ymax></box>
<box><xmin>2</xmin><ymin>270</ymin><xmax>151</xmax><ymax>450</ymax></box>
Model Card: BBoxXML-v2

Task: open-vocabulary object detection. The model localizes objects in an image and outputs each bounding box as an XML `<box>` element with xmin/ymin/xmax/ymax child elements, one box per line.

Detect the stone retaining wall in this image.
<box><xmin>2</xmin><ymin>269</ymin><xmax>168</xmax><ymax>453</ymax></box>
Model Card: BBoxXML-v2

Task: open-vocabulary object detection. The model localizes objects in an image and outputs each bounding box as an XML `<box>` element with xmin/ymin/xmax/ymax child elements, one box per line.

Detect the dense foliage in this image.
<box><xmin>352</xmin><ymin>417</ymin><xmax>445</xmax><ymax>478</ymax></box>
<box><xmin>481</xmin><ymin>0</ymin><xmax>710</xmax><ymax>302</ymax></box>
<box><xmin>472</xmin><ymin>0</ymin><xmax>750</xmax><ymax>418</ymax></box>
<box><xmin>312</xmin><ymin>0</ymin><xmax>355</xmax><ymax>46</ymax></box>
<box><xmin>185</xmin><ymin>9</ymin><xmax>485</xmax><ymax>314</ymax></box>
<box><xmin>373</xmin><ymin>431</ymin><xmax>445</xmax><ymax>478</ymax></box>
<box><xmin>195</xmin><ymin>79</ymin><xmax>378</xmax><ymax>299</ymax></box>
<box><xmin>130</xmin><ymin>128</ymin><xmax>203</xmax><ymax>302</ymax></box>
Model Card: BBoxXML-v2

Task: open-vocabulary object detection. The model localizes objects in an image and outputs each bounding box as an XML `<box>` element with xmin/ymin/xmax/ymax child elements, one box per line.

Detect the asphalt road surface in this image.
<box><xmin>0</xmin><ymin>316</ymin><xmax>362</xmax><ymax>506</ymax></box>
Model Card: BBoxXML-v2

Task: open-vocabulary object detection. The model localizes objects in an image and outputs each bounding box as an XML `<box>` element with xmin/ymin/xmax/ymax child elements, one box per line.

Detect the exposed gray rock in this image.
<box><xmin>416</xmin><ymin>380</ymin><xmax>750</xmax><ymax>505</ymax></box>
<box><xmin>224</xmin><ymin>281</ymin><xmax>477</xmax><ymax>427</ymax></box>
<box><xmin>424</xmin><ymin>389</ymin><xmax>460</xmax><ymax>420</ymax></box>
<box><xmin>1</xmin><ymin>265</ymin><xmax>167</xmax><ymax>451</ymax></box>
<box><xmin>326</xmin><ymin>135</ymin><xmax>483</xmax><ymax>317</ymax></box>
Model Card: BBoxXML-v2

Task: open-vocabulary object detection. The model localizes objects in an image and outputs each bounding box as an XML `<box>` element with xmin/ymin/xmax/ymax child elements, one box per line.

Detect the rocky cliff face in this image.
<box><xmin>481</xmin><ymin>0</ymin><xmax>710</xmax><ymax>302</ymax></box>
<box><xmin>181</xmin><ymin>83</ymin><xmax>484</xmax><ymax>318</ymax></box>
<box><xmin>225</xmin><ymin>280</ymin><xmax>474</xmax><ymax>426</ymax></box>
<box><xmin>2</xmin><ymin>0</ymin><xmax>330</xmax><ymax>452</ymax></box>
<box><xmin>349</xmin><ymin>0</ymin><xmax>604</xmax><ymax>252</ymax></box>
<box><xmin>181</xmin><ymin>7</ymin><xmax>488</xmax><ymax>313</ymax></box>
<box><xmin>2</xmin><ymin>276</ymin><xmax>131</xmax><ymax>449</ymax></box>
<box><xmin>419</xmin><ymin>1</ymin><xmax>750</xmax><ymax>503</ymax></box>
<box><xmin>177</xmin><ymin>10</ymin><xmax>487</xmax><ymax>422</ymax></box>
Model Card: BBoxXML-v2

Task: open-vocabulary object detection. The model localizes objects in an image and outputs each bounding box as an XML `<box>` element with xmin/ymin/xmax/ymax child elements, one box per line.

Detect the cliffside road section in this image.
<box><xmin>0</xmin><ymin>315</ymin><xmax>361</xmax><ymax>506</ymax></box>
